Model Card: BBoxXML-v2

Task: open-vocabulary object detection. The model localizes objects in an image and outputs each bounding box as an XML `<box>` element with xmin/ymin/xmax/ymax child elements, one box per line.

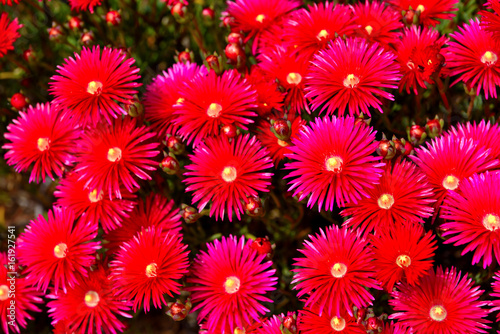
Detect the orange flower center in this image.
<box><xmin>442</xmin><ymin>175</ymin><xmax>459</xmax><ymax>190</ymax></box>
<box><xmin>429</xmin><ymin>305</ymin><xmax>447</xmax><ymax>322</ymax></box>
<box><xmin>286</xmin><ymin>72</ymin><xmax>302</xmax><ymax>85</ymax></box>
<box><xmin>207</xmin><ymin>103</ymin><xmax>222</xmax><ymax>118</ymax></box>
<box><xmin>325</xmin><ymin>156</ymin><xmax>343</xmax><ymax>173</ymax></box>
<box><xmin>365</xmin><ymin>25</ymin><xmax>373</xmax><ymax>35</ymax></box>
<box><xmin>483</xmin><ymin>214</ymin><xmax>500</xmax><ymax>232</ymax></box>
<box><xmin>330</xmin><ymin>316</ymin><xmax>346</xmax><ymax>331</ymax></box>
<box><xmin>331</xmin><ymin>262</ymin><xmax>347</xmax><ymax>278</ymax></box>
<box><xmin>84</xmin><ymin>291</ymin><xmax>100</xmax><ymax>308</ymax></box>
<box><xmin>377</xmin><ymin>194</ymin><xmax>395</xmax><ymax>210</ymax></box>
<box><xmin>37</xmin><ymin>137</ymin><xmax>50</xmax><ymax>151</ymax></box>
<box><xmin>88</xmin><ymin>189</ymin><xmax>103</xmax><ymax>203</ymax></box>
<box><xmin>481</xmin><ymin>51</ymin><xmax>498</xmax><ymax>65</ymax></box>
<box><xmin>53</xmin><ymin>243</ymin><xmax>68</xmax><ymax>259</ymax></box>
<box><xmin>145</xmin><ymin>263</ymin><xmax>158</xmax><ymax>278</ymax></box>
<box><xmin>221</xmin><ymin>166</ymin><xmax>237</xmax><ymax>182</ymax></box>
<box><xmin>255</xmin><ymin>14</ymin><xmax>265</xmax><ymax>23</ymax></box>
<box><xmin>277</xmin><ymin>139</ymin><xmax>289</xmax><ymax>147</ymax></box>
<box><xmin>396</xmin><ymin>254</ymin><xmax>411</xmax><ymax>268</ymax></box>
<box><xmin>174</xmin><ymin>97</ymin><xmax>185</xmax><ymax>106</ymax></box>
<box><xmin>87</xmin><ymin>80</ymin><xmax>103</xmax><ymax>96</ymax></box>
<box><xmin>343</xmin><ymin>74</ymin><xmax>360</xmax><ymax>88</ymax></box>
<box><xmin>107</xmin><ymin>147</ymin><xmax>122</xmax><ymax>162</ymax></box>
<box><xmin>317</xmin><ymin>29</ymin><xmax>330</xmax><ymax>41</ymax></box>
<box><xmin>224</xmin><ymin>276</ymin><xmax>241</xmax><ymax>294</ymax></box>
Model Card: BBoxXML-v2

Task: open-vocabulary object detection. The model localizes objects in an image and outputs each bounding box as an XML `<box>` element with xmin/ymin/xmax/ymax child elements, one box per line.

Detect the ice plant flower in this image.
<box><xmin>3</xmin><ymin>103</ymin><xmax>81</xmax><ymax>183</ymax></box>
<box><xmin>184</xmin><ymin>134</ymin><xmax>273</xmax><ymax>221</ymax></box>
<box><xmin>341</xmin><ymin>159</ymin><xmax>435</xmax><ymax>234</ymax></box>
<box><xmin>0</xmin><ymin>13</ymin><xmax>21</xmax><ymax>58</ymax></box>
<box><xmin>54</xmin><ymin>172</ymin><xmax>136</xmax><ymax>233</ymax></box>
<box><xmin>293</xmin><ymin>225</ymin><xmax>380</xmax><ymax>316</ymax></box>
<box><xmin>143</xmin><ymin>61</ymin><xmax>207</xmax><ymax>139</ymax></box>
<box><xmin>389</xmin><ymin>266</ymin><xmax>490</xmax><ymax>333</ymax></box>
<box><xmin>68</xmin><ymin>0</ymin><xmax>102</xmax><ymax>13</ymax></box>
<box><xmin>173</xmin><ymin>70</ymin><xmax>258</xmax><ymax>146</ymax></box>
<box><xmin>305</xmin><ymin>38</ymin><xmax>401</xmax><ymax>117</ymax></box>
<box><xmin>74</xmin><ymin>116</ymin><xmax>160</xmax><ymax>200</ymax></box>
<box><xmin>224</xmin><ymin>0</ymin><xmax>300</xmax><ymax>53</ymax></box>
<box><xmin>186</xmin><ymin>235</ymin><xmax>277</xmax><ymax>333</ymax></box>
<box><xmin>441</xmin><ymin>172</ymin><xmax>500</xmax><ymax>268</ymax></box>
<box><xmin>480</xmin><ymin>0</ymin><xmax>500</xmax><ymax>41</ymax></box>
<box><xmin>410</xmin><ymin>136</ymin><xmax>499</xmax><ymax>214</ymax></box>
<box><xmin>17</xmin><ymin>207</ymin><xmax>100</xmax><ymax>293</ymax></box>
<box><xmin>284</xmin><ymin>2</ymin><xmax>358</xmax><ymax>61</ymax></box>
<box><xmin>1</xmin><ymin>0</ymin><xmax>20</xmax><ymax>5</ymax></box>
<box><xmin>446</xmin><ymin>120</ymin><xmax>500</xmax><ymax>160</ymax></box>
<box><xmin>47</xmin><ymin>264</ymin><xmax>132</xmax><ymax>334</ymax></box>
<box><xmin>285</xmin><ymin>115</ymin><xmax>384</xmax><ymax>211</ymax></box>
<box><xmin>491</xmin><ymin>272</ymin><xmax>500</xmax><ymax>322</ymax></box>
<box><xmin>0</xmin><ymin>253</ymin><xmax>43</xmax><ymax>334</ymax></box>
<box><xmin>396</xmin><ymin>26</ymin><xmax>447</xmax><ymax>94</ymax></box>
<box><xmin>371</xmin><ymin>222</ymin><xmax>437</xmax><ymax>291</ymax></box>
<box><xmin>110</xmin><ymin>227</ymin><xmax>189</xmax><ymax>312</ymax></box>
<box><xmin>447</xmin><ymin>18</ymin><xmax>500</xmax><ymax>99</ymax></box>
<box><xmin>298</xmin><ymin>305</ymin><xmax>365</xmax><ymax>334</ymax></box>
<box><xmin>49</xmin><ymin>46</ymin><xmax>141</xmax><ymax>126</ymax></box>
<box><xmin>351</xmin><ymin>1</ymin><xmax>403</xmax><ymax>48</ymax></box>
<box><xmin>388</xmin><ymin>0</ymin><xmax>458</xmax><ymax>26</ymax></box>
<box><xmin>246</xmin><ymin>66</ymin><xmax>284</xmax><ymax>117</ymax></box>
<box><xmin>104</xmin><ymin>193</ymin><xmax>182</xmax><ymax>254</ymax></box>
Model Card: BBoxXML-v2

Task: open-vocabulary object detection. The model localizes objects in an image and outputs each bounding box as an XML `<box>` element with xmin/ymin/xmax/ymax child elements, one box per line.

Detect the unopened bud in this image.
<box><xmin>81</xmin><ymin>30</ymin><xmax>95</xmax><ymax>45</ymax></box>
<box><xmin>160</xmin><ymin>155</ymin><xmax>180</xmax><ymax>175</ymax></box>
<box><xmin>166</xmin><ymin>299</ymin><xmax>192</xmax><ymax>321</ymax></box>
<box><xmin>68</xmin><ymin>16</ymin><xmax>83</xmax><ymax>30</ymax></box>
<box><xmin>22</xmin><ymin>48</ymin><xmax>35</xmax><ymax>63</ymax></box>
<box><xmin>181</xmin><ymin>204</ymin><xmax>201</xmax><ymax>224</ymax></box>
<box><xmin>249</xmin><ymin>237</ymin><xmax>273</xmax><ymax>260</ymax></box>
<box><xmin>176</xmin><ymin>50</ymin><xmax>193</xmax><ymax>64</ymax></box>
<box><xmin>124</xmin><ymin>97</ymin><xmax>143</xmax><ymax>117</ymax></box>
<box><xmin>425</xmin><ymin>117</ymin><xmax>444</xmax><ymax>138</ymax></box>
<box><xmin>205</xmin><ymin>54</ymin><xmax>224</xmax><ymax>75</ymax></box>
<box><xmin>366</xmin><ymin>317</ymin><xmax>383</xmax><ymax>331</ymax></box>
<box><xmin>225</xmin><ymin>43</ymin><xmax>246</xmax><ymax>68</ymax></box>
<box><xmin>407</xmin><ymin>124</ymin><xmax>427</xmax><ymax>145</ymax></box>
<box><xmin>228</xmin><ymin>32</ymin><xmax>243</xmax><ymax>45</ymax></box>
<box><xmin>354</xmin><ymin>113</ymin><xmax>371</xmax><ymax>126</ymax></box>
<box><xmin>376</xmin><ymin>136</ymin><xmax>396</xmax><ymax>160</ymax></box>
<box><xmin>105</xmin><ymin>10</ymin><xmax>121</xmax><ymax>26</ymax></box>
<box><xmin>166</xmin><ymin>135</ymin><xmax>185</xmax><ymax>155</ymax></box>
<box><xmin>10</xmin><ymin>93</ymin><xmax>28</xmax><ymax>110</ymax></box>
<box><xmin>202</xmin><ymin>7</ymin><xmax>215</xmax><ymax>21</ymax></box>
<box><xmin>48</xmin><ymin>24</ymin><xmax>63</xmax><ymax>40</ymax></box>
<box><xmin>222</xmin><ymin>124</ymin><xmax>238</xmax><ymax>138</ymax></box>
<box><xmin>270</xmin><ymin>119</ymin><xmax>292</xmax><ymax>141</ymax></box>
<box><xmin>245</xmin><ymin>196</ymin><xmax>265</xmax><ymax>217</ymax></box>
<box><xmin>282</xmin><ymin>313</ymin><xmax>297</xmax><ymax>334</ymax></box>
<box><xmin>221</xmin><ymin>15</ymin><xmax>235</xmax><ymax>28</ymax></box>
<box><xmin>171</xmin><ymin>2</ymin><xmax>187</xmax><ymax>21</ymax></box>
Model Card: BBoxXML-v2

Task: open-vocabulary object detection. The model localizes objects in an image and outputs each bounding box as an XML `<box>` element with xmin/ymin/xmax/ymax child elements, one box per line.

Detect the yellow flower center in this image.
<box><xmin>53</xmin><ymin>243</ymin><xmax>68</xmax><ymax>259</ymax></box>
<box><xmin>481</xmin><ymin>51</ymin><xmax>498</xmax><ymax>65</ymax></box>
<box><xmin>87</xmin><ymin>80</ymin><xmax>103</xmax><ymax>96</ymax></box>
<box><xmin>316</xmin><ymin>29</ymin><xmax>329</xmax><ymax>41</ymax></box>
<box><xmin>416</xmin><ymin>4</ymin><xmax>425</xmax><ymax>12</ymax></box>
<box><xmin>37</xmin><ymin>137</ymin><xmax>50</xmax><ymax>152</ymax></box>
<box><xmin>234</xmin><ymin>328</ymin><xmax>246</xmax><ymax>334</ymax></box>
<box><xmin>331</xmin><ymin>262</ymin><xmax>347</xmax><ymax>278</ymax></box>
<box><xmin>255</xmin><ymin>14</ymin><xmax>265</xmax><ymax>23</ymax></box>
<box><xmin>224</xmin><ymin>276</ymin><xmax>241</xmax><ymax>294</ymax></box>
<box><xmin>396</xmin><ymin>254</ymin><xmax>411</xmax><ymax>268</ymax></box>
<box><xmin>107</xmin><ymin>147</ymin><xmax>122</xmax><ymax>162</ymax></box>
<box><xmin>174</xmin><ymin>97</ymin><xmax>185</xmax><ymax>106</ymax></box>
<box><xmin>0</xmin><ymin>285</ymin><xmax>9</xmax><ymax>301</ymax></box>
<box><xmin>330</xmin><ymin>316</ymin><xmax>346</xmax><ymax>331</ymax></box>
<box><xmin>207</xmin><ymin>103</ymin><xmax>222</xmax><ymax>117</ymax></box>
<box><xmin>482</xmin><ymin>214</ymin><xmax>500</xmax><ymax>232</ymax></box>
<box><xmin>365</xmin><ymin>25</ymin><xmax>373</xmax><ymax>35</ymax></box>
<box><xmin>88</xmin><ymin>189</ymin><xmax>103</xmax><ymax>203</ymax></box>
<box><xmin>325</xmin><ymin>156</ymin><xmax>343</xmax><ymax>173</ymax></box>
<box><xmin>377</xmin><ymin>194</ymin><xmax>395</xmax><ymax>210</ymax></box>
<box><xmin>84</xmin><ymin>291</ymin><xmax>100</xmax><ymax>308</ymax></box>
<box><xmin>145</xmin><ymin>263</ymin><xmax>158</xmax><ymax>278</ymax></box>
<box><xmin>221</xmin><ymin>166</ymin><xmax>237</xmax><ymax>182</ymax></box>
<box><xmin>429</xmin><ymin>305</ymin><xmax>447</xmax><ymax>322</ymax></box>
<box><xmin>442</xmin><ymin>175</ymin><xmax>459</xmax><ymax>190</ymax></box>
<box><xmin>277</xmin><ymin>139</ymin><xmax>289</xmax><ymax>147</ymax></box>
<box><xmin>286</xmin><ymin>72</ymin><xmax>302</xmax><ymax>85</ymax></box>
<box><xmin>343</xmin><ymin>74</ymin><xmax>360</xmax><ymax>88</ymax></box>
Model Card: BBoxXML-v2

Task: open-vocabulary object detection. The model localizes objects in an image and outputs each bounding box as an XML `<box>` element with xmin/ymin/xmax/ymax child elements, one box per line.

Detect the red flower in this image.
<box><xmin>47</xmin><ymin>264</ymin><xmax>132</xmax><ymax>334</ymax></box>
<box><xmin>49</xmin><ymin>46</ymin><xmax>141</xmax><ymax>126</ymax></box>
<box><xmin>17</xmin><ymin>207</ymin><xmax>100</xmax><ymax>293</ymax></box>
<box><xmin>298</xmin><ymin>305</ymin><xmax>365</xmax><ymax>334</ymax></box>
<box><xmin>305</xmin><ymin>38</ymin><xmax>401</xmax><ymax>117</ymax></box>
<box><xmin>389</xmin><ymin>267</ymin><xmax>490</xmax><ymax>333</ymax></box>
<box><xmin>0</xmin><ymin>253</ymin><xmax>43</xmax><ymax>334</ymax></box>
<box><xmin>1</xmin><ymin>0</ymin><xmax>20</xmax><ymax>5</ymax></box>
<box><xmin>351</xmin><ymin>0</ymin><xmax>403</xmax><ymax>48</ymax></box>
<box><xmin>110</xmin><ymin>227</ymin><xmax>189</xmax><ymax>312</ymax></box>
<box><xmin>184</xmin><ymin>134</ymin><xmax>273</xmax><ymax>221</ymax></box>
<box><xmin>491</xmin><ymin>271</ymin><xmax>500</xmax><ymax>322</ymax></box>
<box><xmin>284</xmin><ymin>2</ymin><xmax>357</xmax><ymax>61</ymax></box>
<box><xmin>0</xmin><ymin>13</ymin><xmax>21</xmax><ymax>58</ymax></box>
<box><xmin>68</xmin><ymin>0</ymin><xmax>102</xmax><ymax>13</ymax></box>
<box><xmin>143</xmin><ymin>61</ymin><xmax>207</xmax><ymax>139</ymax></box>
<box><xmin>54</xmin><ymin>172</ymin><xmax>136</xmax><ymax>233</ymax></box>
<box><xmin>293</xmin><ymin>225</ymin><xmax>380</xmax><ymax>316</ymax></box>
<box><xmin>285</xmin><ymin>116</ymin><xmax>384</xmax><ymax>211</ymax></box>
<box><xmin>388</xmin><ymin>0</ymin><xmax>458</xmax><ymax>26</ymax></box>
<box><xmin>3</xmin><ymin>103</ymin><xmax>81</xmax><ymax>183</ymax></box>
<box><xmin>173</xmin><ymin>70</ymin><xmax>257</xmax><ymax>147</ymax></box>
<box><xmin>446</xmin><ymin>120</ymin><xmax>500</xmax><ymax>160</ymax></box>
<box><xmin>246</xmin><ymin>66</ymin><xmax>284</xmax><ymax>118</ymax></box>
<box><xmin>396</xmin><ymin>26</ymin><xmax>447</xmax><ymax>94</ymax></box>
<box><xmin>341</xmin><ymin>159</ymin><xmax>435</xmax><ymax>235</ymax></box>
<box><xmin>447</xmin><ymin>18</ymin><xmax>500</xmax><ymax>99</ymax></box>
<box><xmin>441</xmin><ymin>172</ymin><xmax>500</xmax><ymax>268</ymax></box>
<box><xmin>104</xmin><ymin>193</ymin><xmax>182</xmax><ymax>254</ymax></box>
<box><xmin>480</xmin><ymin>0</ymin><xmax>500</xmax><ymax>41</ymax></box>
<box><xmin>371</xmin><ymin>222</ymin><xmax>437</xmax><ymax>291</ymax></box>
<box><xmin>74</xmin><ymin>117</ymin><xmax>160</xmax><ymax>200</ymax></box>
<box><xmin>186</xmin><ymin>235</ymin><xmax>277</xmax><ymax>333</ymax></box>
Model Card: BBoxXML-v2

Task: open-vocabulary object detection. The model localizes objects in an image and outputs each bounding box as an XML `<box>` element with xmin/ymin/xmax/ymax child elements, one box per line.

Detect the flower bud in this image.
<box><xmin>225</xmin><ymin>43</ymin><xmax>246</xmax><ymax>69</ymax></box>
<box><xmin>402</xmin><ymin>140</ymin><xmax>414</xmax><ymax>156</ymax></box>
<box><xmin>171</xmin><ymin>2</ymin><xmax>187</xmax><ymax>21</ymax></box>
<box><xmin>355</xmin><ymin>307</ymin><xmax>367</xmax><ymax>324</ymax></box>
<box><xmin>105</xmin><ymin>10</ymin><xmax>121</xmax><ymax>26</ymax></box>
<box><xmin>205</xmin><ymin>54</ymin><xmax>224</xmax><ymax>75</ymax></box>
<box><xmin>376</xmin><ymin>136</ymin><xmax>396</xmax><ymax>160</ymax></box>
<box><xmin>22</xmin><ymin>48</ymin><xmax>35</xmax><ymax>63</ymax></box>
<box><xmin>166</xmin><ymin>135</ymin><xmax>185</xmax><ymax>155</ymax></box>
<box><xmin>354</xmin><ymin>113</ymin><xmax>371</xmax><ymax>127</ymax></box>
<box><xmin>270</xmin><ymin>119</ymin><xmax>292</xmax><ymax>141</ymax></box>
<box><xmin>222</xmin><ymin>124</ymin><xmax>238</xmax><ymax>138</ymax></box>
<box><xmin>202</xmin><ymin>7</ymin><xmax>215</xmax><ymax>21</ymax></box>
<box><xmin>245</xmin><ymin>196</ymin><xmax>265</xmax><ymax>217</ymax></box>
<box><xmin>228</xmin><ymin>32</ymin><xmax>243</xmax><ymax>45</ymax></box>
<box><xmin>160</xmin><ymin>154</ymin><xmax>180</xmax><ymax>175</ymax></box>
<box><xmin>407</xmin><ymin>124</ymin><xmax>427</xmax><ymax>145</ymax></box>
<box><xmin>366</xmin><ymin>317</ymin><xmax>383</xmax><ymax>331</ymax></box>
<box><xmin>176</xmin><ymin>50</ymin><xmax>193</xmax><ymax>64</ymax></box>
<box><xmin>124</xmin><ymin>97</ymin><xmax>143</xmax><ymax>117</ymax></box>
<box><xmin>48</xmin><ymin>24</ymin><xmax>63</xmax><ymax>41</ymax></box>
<box><xmin>282</xmin><ymin>313</ymin><xmax>297</xmax><ymax>334</ymax></box>
<box><xmin>249</xmin><ymin>237</ymin><xmax>273</xmax><ymax>260</ymax></box>
<box><xmin>221</xmin><ymin>15</ymin><xmax>235</xmax><ymax>28</ymax></box>
<box><xmin>81</xmin><ymin>30</ymin><xmax>95</xmax><ymax>45</ymax></box>
<box><xmin>425</xmin><ymin>117</ymin><xmax>444</xmax><ymax>139</ymax></box>
<box><xmin>181</xmin><ymin>204</ymin><xmax>202</xmax><ymax>224</ymax></box>
<box><xmin>403</xmin><ymin>9</ymin><xmax>415</xmax><ymax>25</ymax></box>
<box><xmin>166</xmin><ymin>299</ymin><xmax>192</xmax><ymax>321</ymax></box>
<box><xmin>391</xmin><ymin>136</ymin><xmax>405</xmax><ymax>157</ymax></box>
<box><xmin>68</xmin><ymin>17</ymin><xmax>83</xmax><ymax>30</ymax></box>
<box><xmin>10</xmin><ymin>93</ymin><xmax>28</xmax><ymax>110</ymax></box>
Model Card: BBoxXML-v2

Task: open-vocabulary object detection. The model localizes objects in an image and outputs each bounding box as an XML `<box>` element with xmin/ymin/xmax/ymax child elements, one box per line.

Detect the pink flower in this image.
<box><xmin>0</xmin><ymin>13</ymin><xmax>21</xmax><ymax>58</ymax></box>
<box><xmin>445</xmin><ymin>119</ymin><xmax>500</xmax><ymax>160</ymax></box>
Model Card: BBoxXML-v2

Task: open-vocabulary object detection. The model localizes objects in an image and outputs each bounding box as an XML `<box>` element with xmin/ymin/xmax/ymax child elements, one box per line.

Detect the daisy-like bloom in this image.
<box><xmin>47</xmin><ymin>264</ymin><xmax>132</xmax><ymax>334</ymax></box>
<box><xmin>74</xmin><ymin>117</ymin><xmax>160</xmax><ymax>200</ymax></box>
<box><xmin>3</xmin><ymin>103</ymin><xmax>81</xmax><ymax>183</ymax></box>
<box><xmin>396</xmin><ymin>26</ymin><xmax>447</xmax><ymax>94</ymax></box>
<box><xmin>110</xmin><ymin>227</ymin><xmax>189</xmax><ymax>312</ymax></box>
<box><xmin>389</xmin><ymin>266</ymin><xmax>490</xmax><ymax>333</ymax></box>
<box><xmin>1</xmin><ymin>0</ymin><xmax>20</xmax><ymax>5</ymax></box>
<box><xmin>298</xmin><ymin>305</ymin><xmax>365</xmax><ymax>334</ymax></box>
<box><xmin>370</xmin><ymin>222</ymin><xmax>437</xmax><ymax>291</ymax></box>
<box><xmin>305</xmin><ymin>38</ymin><xmax>401</xmax><ymax>117</ymax></box>
<box><xmin>246</xmin><ymin>66</ymin><xmax>284</xmax><ymax>118</ymax></box>
<box><xmin>410</xmin><ymin>136</ymin><xmax>500</xmax><ymax>213</ymax></box>
<box><xmin>351</xmin><ymin>1</ymin><xmax>403</xmax><ymax>49</ymax></box>
<box><xmin>104</xmin><ymin>193</ymin><xmax>182</xmax><ymax>254</ymax></box>
<box><xmin>184</xmin><ymin>134</ymin><xmax>273</xmax><ymax>221</ymax></box>
<box><xmin>173</xmin><ymin>70</ymin><xmax>257</xmax><ymax>147</ymax></box>
<box><xmin>186</xmin><ymin>235</ymin><xmax>277</xmax><ymax>333</ymax></box>
<box><xmin>49</xmin><ymin>46</ymin><xmax>141</xmax><ymax>126</ymax></box>
<box><xmin>17</xmin><ymin>207</ymin><xmax>100</xmax><ymax>293</ymax></box>
<box><xmin>446</xmin><ymin>120</ymin><xmax>500</xmax><ymax>160</ymax></box>
<box><xmin>0</xmin><ymin>13</ymin><xmax>21</xmax><ymax>58</ymax></box>
<box><xmin>284</xmin><ymin>2</ymin><xmax>358</xmax><ymax>61</ymax></box>
<box><xmin>68</xmin><ymin>0</ymin><xmax>102</xmax><ymax>13</ymax></box>
<box><xmin>54</xmin><ymin>172</ymin><xmax>136</xmax><ymax>233</ymax></box>
<box><xmin>224</xmin><ymin>0</ymin><xmax>300</xmax><ymax>53</ymax></box>
<box><xmin>480</xmin><ymin>0</ymin><xmax>500</xmax><ymax>40</ymax></box>
<box><xmin>441</xmin><ymin>172</ymin><xmax>500</xmax><ymax>268</ymax></box>
<box><xmin>293</xmin><ymin>225</ymin><xmax>380</xmax><ymax>316</ymax></box>
<box><xmin>447</xmin><ymin>18</ymin><xmax>500</xmax><ymax>99</ymax></box>
<box><xmin>341</xmin><ymin>159</ymin><xmax>435</xmax><ymax>235</ymax></box>
<box><xmin>258</xmin><ymin>46</ymin><xmax>310</xmax><ymax>115</ymax></box>
<box><xmin>285</xmin><ymin>116</ymin><xmax>384</xmax><ymax>211</ymax></box>
<box><xmin>491</xmin><ymin>272</ymin><xmax>500</xmax><ymax>322</ymax></box>
<box><xmin>0</xmin><ymin>253</ymin><xmax>43</xmax><ymax>334</ymax></box>
<box><xmin>388</xmin><ymin>0</ymin><xmax>458</xmax><ymax>27</ymax></box>
<box><xmin>257</xmin><ymin>116</ymin><xmax>306</xmax><ymax>165</ymax></box>
<box><xmin>143</xmin><ymin>62</ymin><xmax>207</xmax><ymax>139</ymax></box>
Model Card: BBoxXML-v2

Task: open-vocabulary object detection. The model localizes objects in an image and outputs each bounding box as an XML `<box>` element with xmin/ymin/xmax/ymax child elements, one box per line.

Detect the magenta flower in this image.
<box><xmin>298</xmin><ymin>305</ymin><xmax>365</xmax><ymax>334</ymax></box>
<box><xmin>446</xmin><ymin>119</ymin><xmax>500</xmax><ymax>160</ymax></box>
<box><xmin>0</xmin><ymin>13</ymin><xmax>21</xmax><ymax>58</ymax></box>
